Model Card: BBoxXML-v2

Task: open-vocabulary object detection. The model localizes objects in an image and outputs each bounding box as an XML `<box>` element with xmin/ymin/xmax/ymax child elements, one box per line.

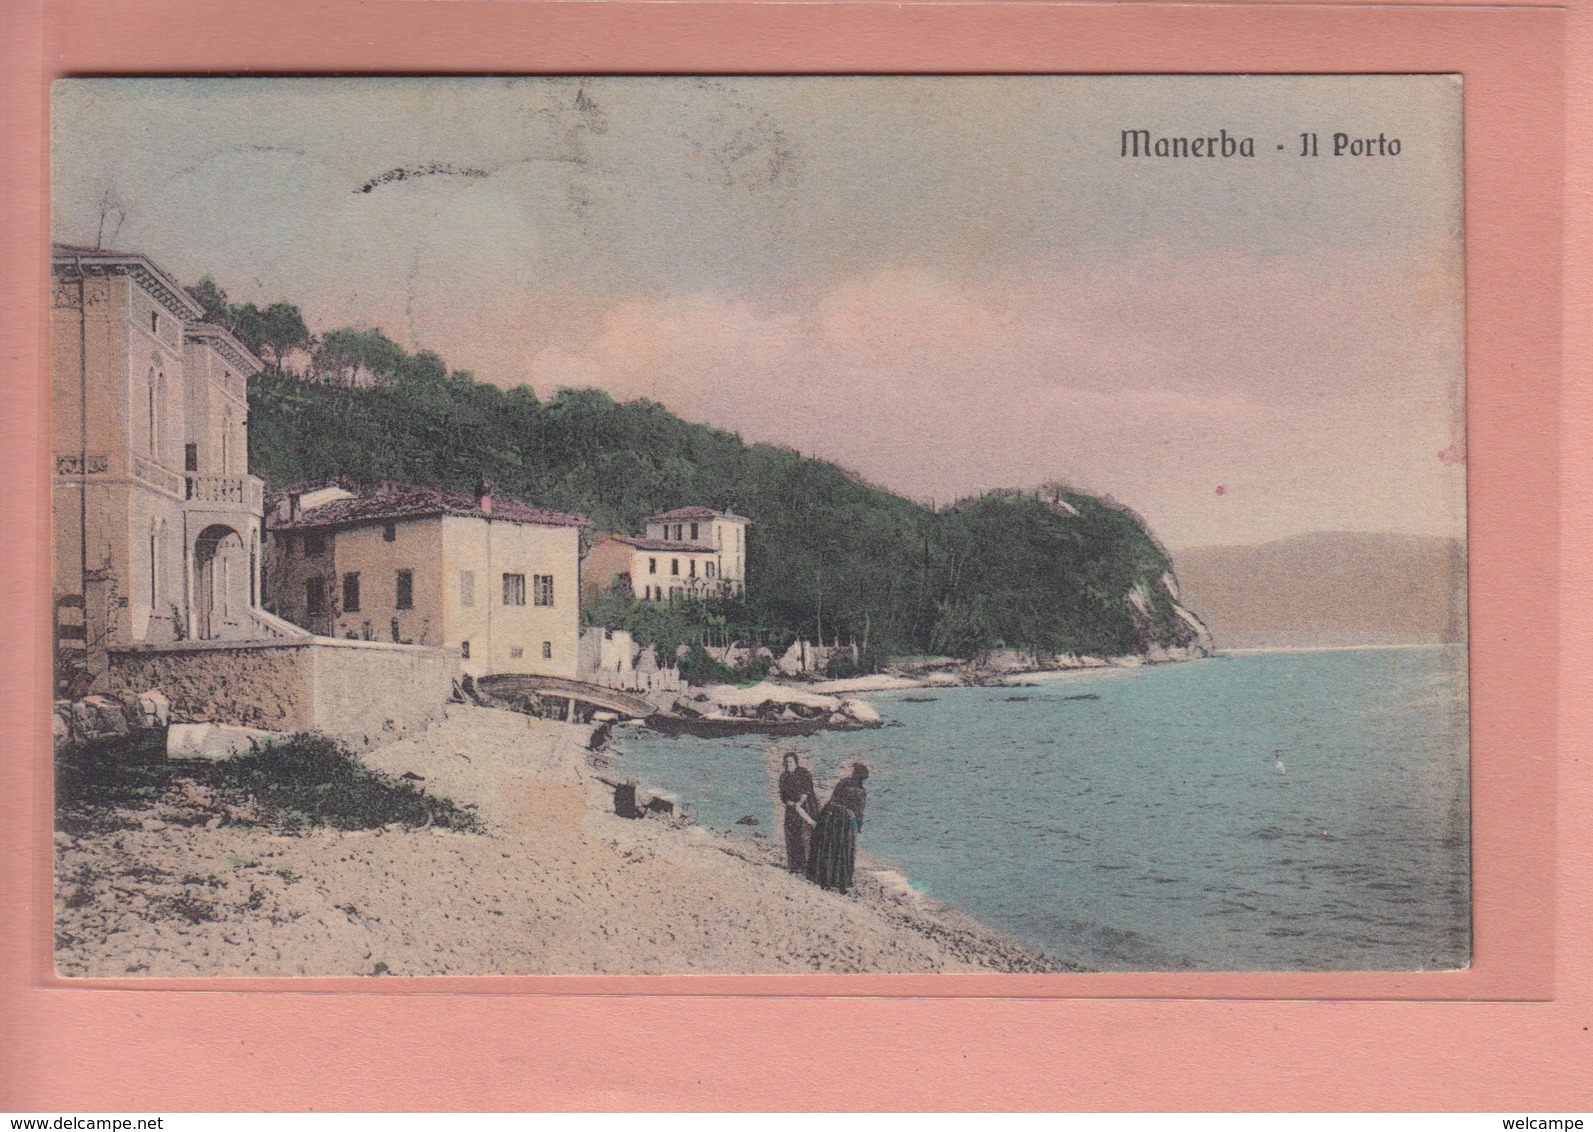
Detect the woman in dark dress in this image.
<box><xmin>806</xmin><ymin>762</ymin><xmax>869</xmax><ymax>893</ymax></box>
<box><xmin>778</xmin><ymin>753</ymin><xmax>819</xmax><ymax>872</ymax></box>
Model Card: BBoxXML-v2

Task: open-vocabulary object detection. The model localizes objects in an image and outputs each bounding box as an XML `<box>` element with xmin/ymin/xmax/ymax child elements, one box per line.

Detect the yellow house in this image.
<box><xmin>643</xmin><ymin>507</ymin><xmax>750</xmax><ymax>593</ymax></box>
<box><xmin>264</xmin><ymin>481</ymin><xmax>588</xmax><ymax>678</ymax></box>
<box><xmin>583</xmin><ymin>506</ymin><xmax>751</xmax><ymax>607</ymax></box>
<box><xmin>52</xmin><ymin>244</ymin><xmax>273</xmax><ymax>689</ymax></box>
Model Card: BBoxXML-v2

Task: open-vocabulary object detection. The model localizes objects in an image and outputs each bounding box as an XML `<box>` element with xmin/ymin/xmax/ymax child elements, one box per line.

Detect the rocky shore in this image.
<box><xmin>647</xmin><ymin>646</ymin><xmax>1212</xmax><ymax>736</ymax></box>
<box><xmin>54</xmin><ymin>704</ymin><xmax>1071</xmax><ymax>977</ymax></box>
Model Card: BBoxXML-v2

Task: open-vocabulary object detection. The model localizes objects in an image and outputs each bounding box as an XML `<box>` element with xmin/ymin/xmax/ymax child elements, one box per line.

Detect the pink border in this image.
<box><xmin>3</xmin><ymin>0</ymin><xmax>1586</xmax><ymax>1111</ymax></box>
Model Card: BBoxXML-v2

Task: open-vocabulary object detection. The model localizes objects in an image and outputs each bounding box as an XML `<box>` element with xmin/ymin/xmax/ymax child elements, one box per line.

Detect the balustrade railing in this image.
<box><xmin>131</xmin><ymin>454</ymin><xmax>184</xmax><ymax>497</ymax></box>
<box><xmin>185</xmin><ymin>474</ymin><xmax>265</xmax><ymax>513</ymax></box>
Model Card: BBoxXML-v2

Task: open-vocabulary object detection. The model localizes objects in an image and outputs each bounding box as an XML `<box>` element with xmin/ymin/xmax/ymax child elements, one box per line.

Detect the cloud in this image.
<box><xmin>506</xmin><ymin>247</ymin><xmax>1462</xmax><ymax>546</ymax></box>
<box><xmin>47</xmin><ymin>78</ymin><xmax>1464</xmax><ymax>546</ymax></box>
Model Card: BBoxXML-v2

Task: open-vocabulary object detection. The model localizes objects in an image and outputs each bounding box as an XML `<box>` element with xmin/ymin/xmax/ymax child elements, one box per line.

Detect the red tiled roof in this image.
<box><xmin>600</xmin><ymin>535</ymin><xmax>717</xmax><ymax>553</ymax></box>
<box><xmin>267</xmin><ymin>477</ymin><xmax>359</xmax><ymax>501</ymax></box>
<box><xmin>644</xmin><ymin>505</ymin><xmax>752</xmax><ymax>525</ymax></box>
<box><xmin>269</xmin><ymin>481</ymin><xmax>589</xmax><ymax>531</ymax></box>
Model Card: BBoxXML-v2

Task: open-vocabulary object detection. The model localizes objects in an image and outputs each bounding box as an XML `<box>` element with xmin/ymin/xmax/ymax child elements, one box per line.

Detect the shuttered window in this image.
<box><xmin>503</xmin><ymin>573</ymin><xmax>526</xmax><ymax>606</ymax></box>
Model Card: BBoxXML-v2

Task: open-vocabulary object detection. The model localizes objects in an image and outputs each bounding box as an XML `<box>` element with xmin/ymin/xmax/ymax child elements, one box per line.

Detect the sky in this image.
<box><xmin>51</xmin><ymin>76</ymin><xmax>1466</xmax><ymax>549</ymax></box>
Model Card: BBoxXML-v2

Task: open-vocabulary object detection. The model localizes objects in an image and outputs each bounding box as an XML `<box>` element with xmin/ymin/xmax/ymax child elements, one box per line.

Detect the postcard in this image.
<box><xmin>47</xmin><ymin>74</ymin><xmax>1471</xmax><ymax>979</ymax></box>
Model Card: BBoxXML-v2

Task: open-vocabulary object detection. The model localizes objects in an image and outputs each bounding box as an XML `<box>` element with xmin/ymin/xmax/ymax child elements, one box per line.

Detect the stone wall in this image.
<box><xmin>106</xmin><ymin>640</ymin><xmax>311</xmax><ymax>731</ymax></box>
<box><xmin>106</xmin><ymin>636</ymin><xmax>459</xmax><ymax>747</ymax></box>
<box><xmin>305</xmin><ymin>637</ymin><xmax>460</xmax><ymax>748</ymax></box>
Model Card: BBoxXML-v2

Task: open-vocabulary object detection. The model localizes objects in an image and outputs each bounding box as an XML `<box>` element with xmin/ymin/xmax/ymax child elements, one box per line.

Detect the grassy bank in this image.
<box><xmin>55</xmin><ymin>731</ymin><xmax>479</xmax><ymax>836</ymax></box>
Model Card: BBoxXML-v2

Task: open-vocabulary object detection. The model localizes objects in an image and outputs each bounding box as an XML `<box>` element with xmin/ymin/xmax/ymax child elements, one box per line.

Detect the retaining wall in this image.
<box><xmin>106</xmin><ymin>636</ymin><xmax>459</xmax><ymax>746</ymax></box>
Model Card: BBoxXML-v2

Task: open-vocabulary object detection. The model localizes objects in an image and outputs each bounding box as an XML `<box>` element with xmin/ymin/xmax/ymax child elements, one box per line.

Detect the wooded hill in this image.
<box><xmin>220</xmin><ymin>288</ymin><xmax>1195</xmax><ymax>659</ymax></box>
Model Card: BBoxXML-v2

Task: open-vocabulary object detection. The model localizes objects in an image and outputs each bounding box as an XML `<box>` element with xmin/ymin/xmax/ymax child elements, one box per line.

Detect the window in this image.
<box><xmin>305</xmin><ymin>533</ymin><xmax>326</xmax><ymax>557</ymax></box>
<box><xmin>670</xmin><ymin>558</ymin><xmax>680</xmax><ymax>576</ymax></box>
<box><xmin>502</xmin><ymin>573</ymin><xmax>526</xmax><ymax>606</ymax></box>
<box><xmin>459</xmin><ymin>571</ymin><xmax>475</xmax><ymax>607</ymax></box>
<box><xmin>509</xmin><ymin>646</ymin><xmax>524</xmax><ymax>659</ymax></box>
<box><xmin>154</xmin><ymin>373</ymin><xmax>166</xmax><ymax>459</ymax></box>
<box><xmin>689</xmin><ymin>559</ymin><xmax>697</xmax><ymax>578</ymax></box>
<box><xmin>542</xmin><ymin>641</ymin><xmax>552</xmax><ymax>660</ymax></box>
<box><xmin>146</xmin><ymin>369</ymin><xmax>158</xmax><ymax>455</ymax></box>
<box><xmin>533</xmin><ymin>574</ymin><xmax>554</xmax><ymax>607</ymax></box>
<box><xmin>383</xmin><ymin>522</ymin><xmax>397</xmax><ymax>542</ymax></box>
<box><xmin>184</xmin><ymin>443</ymin><xmax>198</xmax><ymax>472</ymax></box>
<box><xmin>691</xmin><ymin>522</ymin><xmax>699</xmax><ymax>540</ymax></box>
<box><xmin>460</xmin><ymin>640</ymin><xmax>470</xmax><ymax>659</ymax></box>
<box><xmin>306</xmin><ymin>577</ymin><xmax>326</xmax><ymax>616</ymax></box>
<box><xmin>148</xmin><ymin>529</ymin><xmax>159</xmax><ymax>607</ymax></box>
<box><xmin>396</xmin><ymin>569</ymin><xmax>414</xmax><ymax>610</ymax></box>
<box><xmin>342</xmin><ymin>572</ymin><xmax>361</xmax><ymax>613</ymax></box>
<box><xmin>706</xmin><ymin>561</ymin><xmax>717</xmax><ymax>579</ymax></box>
<box><xmin>648</xmin><ymin>557</ymin><xmax>657</xmax><ymax>575</ymax></box>
<box><xmin>390</xmin><ymin>618</ymin><xmax>401</xmax><ymax>642</ymax></box>
<box><xmin>674</xmin><ymin>524</ymin><xmax>683</xmax><ymax>540</ymax></box>
<box><xmin>150</xmin><ymin>311</ymin><xmax>159</xmax><ymax>334</ymax></box>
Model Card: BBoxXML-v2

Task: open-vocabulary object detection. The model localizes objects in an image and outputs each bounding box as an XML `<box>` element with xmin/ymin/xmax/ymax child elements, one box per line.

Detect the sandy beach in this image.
<box><xmin>54</xmin><ymin>704</ymin><xmax>1067</xmax><ymax>977</ymax></box>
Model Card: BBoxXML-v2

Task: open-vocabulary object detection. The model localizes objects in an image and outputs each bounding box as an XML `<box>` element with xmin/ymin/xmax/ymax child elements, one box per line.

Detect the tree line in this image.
<box><xmin>217</xmin><ymin>283</ymin><xmax>1197</xmax><ymax>660</ymax></box>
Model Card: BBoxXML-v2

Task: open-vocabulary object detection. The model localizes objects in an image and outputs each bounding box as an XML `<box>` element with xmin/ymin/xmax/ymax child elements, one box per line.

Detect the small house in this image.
<box><xmin>583</xmin><ymin>506</ymin><xmax>751</xmax><ymax>606</ymax></box>
<box><xmin>265</xmin><ymin>481</ymin><xmax>588</xmax><ymax>678</ymax></box>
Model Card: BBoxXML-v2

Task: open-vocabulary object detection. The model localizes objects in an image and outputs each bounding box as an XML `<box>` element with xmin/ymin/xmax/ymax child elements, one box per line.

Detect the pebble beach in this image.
<box><xmin>54</xmin><ymin>704</ymin><xmax>1066</xmax><ymax>977</ymax></box>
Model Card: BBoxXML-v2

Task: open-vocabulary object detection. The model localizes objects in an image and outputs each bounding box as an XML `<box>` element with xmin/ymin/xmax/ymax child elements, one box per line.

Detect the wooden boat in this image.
<box><xmin>646</xmin><ymin>713</ymin><xmax>827</xmax><ymax>739</ymax></box>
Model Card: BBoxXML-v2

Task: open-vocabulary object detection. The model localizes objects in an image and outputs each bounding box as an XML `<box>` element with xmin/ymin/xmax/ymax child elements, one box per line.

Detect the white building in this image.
<box><xmin>582</xmin><ymin>506</ymin><xmax>751</xmax><ymax>606</ymax></box>
<box><xmin>51</xmin><ymin>244</ymin><xmax>285</xmax><ymax>689</ymax></box>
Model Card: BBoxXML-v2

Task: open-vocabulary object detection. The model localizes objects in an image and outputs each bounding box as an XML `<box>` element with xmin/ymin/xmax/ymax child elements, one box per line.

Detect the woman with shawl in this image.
<box><xmin>806</xmin><ymin>762</ymin><xmax>870</xmax><ymax>894</ymax></box>
<box><xmin>777</xmin><ymin>753</ymin><xmax>819</xmax><ymax>872</ymax></box>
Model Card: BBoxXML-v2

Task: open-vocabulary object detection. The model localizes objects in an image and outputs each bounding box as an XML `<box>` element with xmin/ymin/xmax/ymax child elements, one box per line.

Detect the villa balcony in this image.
<box><xmin>185</xmin><ymin>473</ymin><xmax>265</xmax><ymax>515</ymax></box>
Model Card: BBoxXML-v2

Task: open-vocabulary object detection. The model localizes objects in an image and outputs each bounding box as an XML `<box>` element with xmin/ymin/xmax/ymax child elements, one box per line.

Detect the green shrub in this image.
<box><xmin>734</xmin><ymin>655</ymin><xmax>772</xmax><ymax>684</ymax></box>
<box><xmin>55</xmin><ymin>731</ymin><xmax>478</xmax><ymax>834</ymax></box>
<box><xmin>204</xmin><ymin>733</ymin><xmax>477</xmax><ymax>831</ymax></box>
<box><xmin>823</xmin><ymin>645</ymin><xmax>888</xmax><ymax>680</ymax></box>
<box><xmin>55</xmin><ymin>730</ymin><xmax>171</xmax><ymax>830</ymax></box>
<box><xmin>679</xmin><ymin>642</ymin><xmax>737</xmax><ymax>687</ymax></box>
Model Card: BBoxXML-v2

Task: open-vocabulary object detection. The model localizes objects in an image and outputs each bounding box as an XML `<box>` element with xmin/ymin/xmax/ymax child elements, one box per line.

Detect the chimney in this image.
<box><xmin>288</xmin><ymin>492</ymin><xmax>301</xmax><ymax>523</ymax></box>
<box><xmin>476</xmin><ymin>477</ymin><xmax>494</xmax><ymax>517</ymax></box>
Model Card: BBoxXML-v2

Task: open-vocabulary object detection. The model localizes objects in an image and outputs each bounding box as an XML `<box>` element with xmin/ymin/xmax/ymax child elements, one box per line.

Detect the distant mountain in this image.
<box><xmin>1170</xmin><ymin>533</ymin><xmax>1467</xmax><ymax>650</ymax></box>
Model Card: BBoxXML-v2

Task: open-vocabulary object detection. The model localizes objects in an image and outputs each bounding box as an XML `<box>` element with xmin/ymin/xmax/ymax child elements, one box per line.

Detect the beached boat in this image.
<box><xmin>645</xmin><ymin>714</ymin><xmax>827</xmax><ymax>739</ymax></box>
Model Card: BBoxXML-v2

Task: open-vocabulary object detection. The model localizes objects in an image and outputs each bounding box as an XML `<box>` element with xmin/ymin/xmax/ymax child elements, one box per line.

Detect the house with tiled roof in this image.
<box><xmin>582</xmin><ymin>506</ymin><xmax>751</xmax><ymax>607</ymax></box>
<box><xmin>264</xmin><ymin>480</ymin><xmax>589</xmax><ymax>678</ymax></box>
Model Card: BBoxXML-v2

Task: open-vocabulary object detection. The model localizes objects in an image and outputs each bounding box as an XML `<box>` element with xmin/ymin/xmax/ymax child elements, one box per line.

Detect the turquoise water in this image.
<box><xmin>610</xmin><ymin>647</ymin><xmax>1471</xmax><ymax>971</ymax></box>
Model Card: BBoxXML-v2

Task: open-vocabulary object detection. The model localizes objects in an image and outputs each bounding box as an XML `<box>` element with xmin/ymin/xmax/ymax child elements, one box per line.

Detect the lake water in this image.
<box><xmin>609</xmin><ymin>647</ymin><xmax>1471</xmax><ymax>971</ymax></box>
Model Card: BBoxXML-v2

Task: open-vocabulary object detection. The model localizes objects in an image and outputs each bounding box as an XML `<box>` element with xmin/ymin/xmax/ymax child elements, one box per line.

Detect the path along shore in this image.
<box><xmin>54</xmin><ymin>704</ymin><xmax>1070</xmax><ymax>977</ymax></box>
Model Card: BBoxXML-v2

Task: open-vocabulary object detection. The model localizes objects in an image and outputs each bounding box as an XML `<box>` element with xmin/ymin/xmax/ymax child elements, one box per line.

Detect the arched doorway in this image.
<box><xmin>193</xmin><ymin>523</ymin><xmax>247</xmax><ymax>640</ymax></box>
